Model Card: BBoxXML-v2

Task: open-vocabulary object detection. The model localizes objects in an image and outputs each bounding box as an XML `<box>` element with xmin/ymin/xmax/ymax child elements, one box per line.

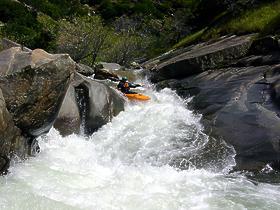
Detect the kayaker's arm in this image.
<box><xmin>128</xmin><ymin>83</ymin><xmax>142</xmax><ymax>88</ymax></box>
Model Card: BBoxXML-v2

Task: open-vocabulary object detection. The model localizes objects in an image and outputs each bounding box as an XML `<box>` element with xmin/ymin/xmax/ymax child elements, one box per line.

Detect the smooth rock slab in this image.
<box><xmin>150</xmin><ymin>34</ymin><xmax>254</xmax><ymax>82</ymax></box>
<box><xmin>158</xmin><ymin>66</ymin><xmax>280</xmax><ymax>170</ymax></box>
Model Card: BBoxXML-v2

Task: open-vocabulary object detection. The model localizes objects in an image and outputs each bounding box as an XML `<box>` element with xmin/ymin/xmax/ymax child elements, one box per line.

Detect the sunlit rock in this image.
<box><xmin>0</xmin><ymin>47</ymin><xmax>75</xmax><ymax>137</ymax></box>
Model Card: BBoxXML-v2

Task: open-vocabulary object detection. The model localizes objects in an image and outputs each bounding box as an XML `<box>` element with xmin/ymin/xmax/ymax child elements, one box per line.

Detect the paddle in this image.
<box><xmin>108</xmin><ymin>77</ymin><xmax>144</xmax><ymax>88</ymax></box>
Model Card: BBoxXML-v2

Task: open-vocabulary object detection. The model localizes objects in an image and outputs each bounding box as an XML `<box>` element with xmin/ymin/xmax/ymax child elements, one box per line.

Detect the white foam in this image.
<box><xmin>0</xmin><ymin>86</ymin><xmax>279</xmax><ymax>210</ymax></box>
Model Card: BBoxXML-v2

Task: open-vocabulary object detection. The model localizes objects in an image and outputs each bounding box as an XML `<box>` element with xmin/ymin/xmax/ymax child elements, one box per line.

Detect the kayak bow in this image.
<box><xmin>125</xmin><ymin>93</ymin><xmax>150</xmax><ymax>101</ymax></box>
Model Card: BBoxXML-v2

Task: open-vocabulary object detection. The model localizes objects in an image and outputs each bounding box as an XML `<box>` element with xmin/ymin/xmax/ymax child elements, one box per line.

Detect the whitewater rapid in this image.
<box><xmin>0</xmin><ymin>85</ymin><xmax>280</xmax><ymax>210</ymax></box>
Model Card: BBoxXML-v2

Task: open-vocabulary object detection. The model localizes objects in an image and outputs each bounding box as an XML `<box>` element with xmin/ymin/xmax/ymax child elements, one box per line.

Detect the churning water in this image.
<box><xmin>0</xmin><ymin>84</ymin><xmax>280</xmax><ymax>210</ymax></box>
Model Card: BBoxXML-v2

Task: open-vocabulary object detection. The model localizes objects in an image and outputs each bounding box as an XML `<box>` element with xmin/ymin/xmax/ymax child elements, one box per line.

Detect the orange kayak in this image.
<box><xmin>125</xmin><ymin>93</ymin><xmax>150</xmax><ymax>101</ymax></box>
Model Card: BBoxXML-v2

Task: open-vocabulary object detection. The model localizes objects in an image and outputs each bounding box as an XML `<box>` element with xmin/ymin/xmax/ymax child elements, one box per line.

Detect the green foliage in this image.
<box><xmin>21</xmin><ymin>0</ymin><xmax>89</xmax><ymax>19</ymax></box>
<box><xmin>221</xmin><ymin>1</ymin><xmax>280</xmax><ymax>34</ymax></box>
<box><xmin>95</xmin><ymin>0</ymin><xmax>199</xmax><ymax>20</ymax></box>
<box><xmin>0</xmin><ymin>0</ymin><xmax>52</xmax><ymax>48</ymax></box>
<box><xmin>101</xmin><ymin>31</ymin><xmax>152</xmax><ymax>65</ymax></box>
<box><xmin>0</xmin><ymin>0</ymin><xmax>32</xmax><ymax>23</ymax></box>
<box><xmin>261</xmin><ymin>13</ymin><xmax>280</xmax><ymax>36</ymax></box>
<box><xmin>172</xmin><ymin>28</ymin><xmax>207</xmax><ymax>49</ymax></box>
<box><xmin>56</xmin><ymin>15</ymin><xmax>153</xmax><ymax>66</ymax></box>
<box><xmin>2</xmin><ymin>0</ymin><xmax>280</xmax><ymax>64</ymax></box>
<box><xmin>37</xmin><ymin>13</ymin><xmax>58</xmax><ymax>36</ymax></box>
<box><xmin>0</xmin><ymin>0</ymin><xmax>92</xmax><ymax>50</ymax></box>
<box><xmin>37</xmin><ymin>13</ymin><xmax>58</xmax><ymax>50</ymax></box>
<box><xmin>56</xmin><ymin>16</ymin><xmax>108</xmax><ymax>65</ymax></box>
<box><xmin>4</xmin><ymin>22</ymin><xmax>39</xmax><ymax>47</ymax></box>
<box><xmin>134</xmin><ymin>0</ymin><xmax>158</xmax><ymax>16</ymax></box>
<box><xmin>21</xmin><ymin>0</ymin><xmax>61</xmax><ymax>19</ymax></box>
<box><xmin>173</xmin><ymin>0</ymin><xmax>280</xmax><ymax>49</ymax></box>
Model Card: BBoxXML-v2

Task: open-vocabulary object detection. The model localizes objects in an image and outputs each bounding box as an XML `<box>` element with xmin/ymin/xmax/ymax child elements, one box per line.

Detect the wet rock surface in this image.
<box><xmin>152</xmin><ymin>35</ymin><xmax>280</xmax><ymax>170</ymax></box>
<box><xmin>54</xmin><ymin>73</ymin><xmax>125</xmax><ymax>136</ymax></box>
<box><xmin>0</xmin><ymin>43</ymin><xmax>127</xmax><ymax>173</ymax></box>
<box><xmin>53</xmin><ymin>84</ymin><xmax>81</xmax><ymax>136</ymax></box>
<box><xmin>0</xmin><ymin>89</ymin><xmax>28</xmax><ymax>174</ymax></box>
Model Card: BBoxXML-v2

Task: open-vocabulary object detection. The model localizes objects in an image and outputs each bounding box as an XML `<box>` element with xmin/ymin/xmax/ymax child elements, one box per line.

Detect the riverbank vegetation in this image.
<box><xmin>0</xmin><ymin>0</ymin><xmax>280</xmax><ymax>66</ymax></box>
<box><xmin>173</xmin><ymin>0</ymin><xmax>280</xmax><ymax>48</ymax></box>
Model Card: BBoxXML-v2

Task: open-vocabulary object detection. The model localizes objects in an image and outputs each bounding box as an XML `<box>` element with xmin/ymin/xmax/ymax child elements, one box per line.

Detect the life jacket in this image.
<box><xmin>124</xmin><ymin>82</ymin><xmax>129</xmax><ymax>88</ymax></box>
<box><xmin>118</xmin><ymin>81</ymin><xmax>130</xmax><ymax>93</ymax></box>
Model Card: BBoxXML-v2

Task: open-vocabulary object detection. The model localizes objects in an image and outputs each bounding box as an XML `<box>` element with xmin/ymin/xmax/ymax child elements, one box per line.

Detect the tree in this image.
<box><xmin>101</xmin><ymin>31</ymin><xmax>151</xmax><ymax>66</ymax></box>
<box><xmin>56</xmin><ymin>16</ymin><xmax>108</xmax><ymax>66</ymax></box>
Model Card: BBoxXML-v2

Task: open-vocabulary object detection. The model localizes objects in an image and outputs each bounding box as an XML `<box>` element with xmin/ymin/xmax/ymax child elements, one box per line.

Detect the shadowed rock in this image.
<box><xmin>153</xmin><ymin>35</ymin><xmax>280</xmax><ymax>170</ymax></box>
<box><xmin>158</xmin><ymin>65</ymin><xmax>280</xmax><ymax>170</ymax></box>
<box><xmin>53</xmin><ymin>84</ymin><xmax>81</xmax><ymax>136</ymax></box>
<box><xmin>0</xmin><ymin>89</ymin><xmax>28</xmax><ymax>174</ymax></box>
<box><xmin>54</xmin><ymin>73</ymin><xmax>125</xmax><ymax>136</ymax></box>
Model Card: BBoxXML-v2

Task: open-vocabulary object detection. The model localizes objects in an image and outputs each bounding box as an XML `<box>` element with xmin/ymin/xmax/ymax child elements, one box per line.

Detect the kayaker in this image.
<box><xmin>117</xmin><ymin>77</ymin><xmax>141</xmax><ymax>94</ymax></box>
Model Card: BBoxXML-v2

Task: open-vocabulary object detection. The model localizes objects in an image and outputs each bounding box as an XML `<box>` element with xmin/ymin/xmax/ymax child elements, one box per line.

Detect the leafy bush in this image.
<box><xmin>56</xmin><ymin>16</ymin><xmax>108</xmax><ymax>66</ymax></box>
<box><xmin>101</xmin><ymin>31</ymin><xmax>152</xmax><ymax>65</ymax></box>
<box><xmin>2</xmin><ymin>0</ymin><xmax>280</xmax><ymax>63</ymax></box>
<box><xmin>37</xmin><ymin>13</ymin><xmax>58</xmax><ymax>50</ymax></box>
<box><xmin>221</xmin><ymin>1</ymin><xmax>280</xmax><ymax>34</ymax></box>
<box><xmin>21</xmin><ymin>0</ymin><xmax>89</xmax><ymax>19</ymax></box>
<box><xmin>260</xmin><ymin>13</ymin><xmax>280</xmax><ymax>36</ymax></box>
<box><xmin>173</xmin><ymin>0</ymin><xmax>280</xmax><ymax>49</ymax></box>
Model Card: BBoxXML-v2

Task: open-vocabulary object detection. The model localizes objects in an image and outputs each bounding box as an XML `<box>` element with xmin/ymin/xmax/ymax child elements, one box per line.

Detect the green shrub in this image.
<box><xmin>56</xmin><ymin>16</ymin><xmax>109</xmax><ymax>65</ymax></box>
<box><xmin>101</xmin><ymin>31</ymin><xmax>152</xmax><ymax>65</ymax></box>
<box><xmin>260</xmin><ymin>13</ymin><xmax>280</xmax><ymax>36</ymax></box>
<box><xmin>221</xmin><ymin>2</ymin><xmax>280</xmax><ymax>34</ymax></box>
<box><xmin>172</xmin><ymin>28</ymin><xmax>206</xmax><ymax>49</ymax></box>
<box><xmin>173</xmin><ymin>1</ymin><xmax>280</xmax><ymax>49</ymax></box>
<box><xmin>37</xmin><ymin>13</ymin><xmax>58</xmax><ymax>50</ymax></box>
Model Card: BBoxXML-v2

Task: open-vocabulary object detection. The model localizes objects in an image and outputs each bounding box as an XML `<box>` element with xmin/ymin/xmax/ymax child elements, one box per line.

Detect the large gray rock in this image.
<box><xmin>0</xmin><ymin>47</ymin><xmax>31</xmax><ymax>75</ymax></box>
<box><xmin>76</xmin><ymin>63</ymin><xmax>95</xmax><ymax>76</ymax></box>
<box><xmin>272</xmin><ymin>78</ymin><xmax>280</xmax><ymax>106</ymax></box>
<box><xmin>54</xmin><ymin>73</ymin><xmax>125</xmax><ymax>136</ymax></box>
<box><xmin>1</xmin><ymin>38</ymin><xmax>31</xmax><ymax>52</ymax></box>
<box><xmin>151</xmin><ymin>34</ymin><xmax>280</xmax><ymax>170</ymax></box>
<box><xmin>158</xmin><ymin>65</ymin><xmax>280</xmax><ymax>170</ymax></box>
<box><xmin>271</xmin><ymin>65</ymin><xmax>280</xmax><ymax>106</ymax></box>
<box><xmin>76</xmin><ymin>63</ymin><xmax>119</xmax><ymax>80</ymax></box>
<box><xmin>0</xmin><ymin>47</ymin><xmax>75</xmax><ymax>137</ymax></box>
<box><xmin>150</xmin><ymin>34</ymin><xmax>254</xmax><ymax>82</ymax></box>
<box><xmin>0</xmin><ymin>89</ymin><xmax>28</xmax><ymax>174</ymax></box>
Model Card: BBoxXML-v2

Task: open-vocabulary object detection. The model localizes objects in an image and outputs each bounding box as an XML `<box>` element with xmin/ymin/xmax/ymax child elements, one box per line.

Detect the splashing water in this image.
<box><xmin>0</xmin><ymin>85</ymin><xmax>280</xmax><ymax>210</ymax></box>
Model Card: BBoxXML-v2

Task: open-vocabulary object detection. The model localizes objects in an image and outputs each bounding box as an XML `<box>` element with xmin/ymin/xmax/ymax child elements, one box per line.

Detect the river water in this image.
<box><xmin>0</xmin><ymin>81</ymin><xmax>280</xmax><ymax>210</ymax></box>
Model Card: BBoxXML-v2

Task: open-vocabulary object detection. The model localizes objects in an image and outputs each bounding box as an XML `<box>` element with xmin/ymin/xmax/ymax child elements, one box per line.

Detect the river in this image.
<box><xmin>0</xmin><ymin>79</ymin><xmax>279</xmax><ymax>210</ymax></box>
